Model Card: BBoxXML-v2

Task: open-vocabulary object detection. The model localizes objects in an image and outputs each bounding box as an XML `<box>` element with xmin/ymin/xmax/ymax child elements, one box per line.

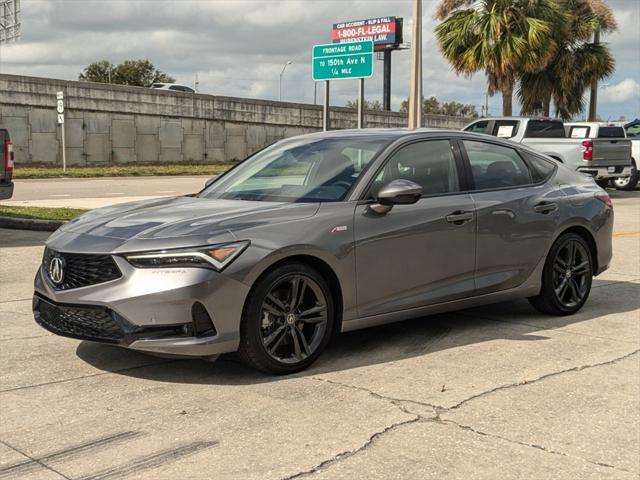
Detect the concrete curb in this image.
<box><xmin>0</xmin><ymin>215</ymin><xmax>64</xmax><ymax>231</ymax></box>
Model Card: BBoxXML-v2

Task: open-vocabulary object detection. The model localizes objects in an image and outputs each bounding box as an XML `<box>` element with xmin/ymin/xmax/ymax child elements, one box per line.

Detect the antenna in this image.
<box><xmin>0</xmin><ymin>0</ymin><xmax>21</xmax><ymax>44</ymax></box>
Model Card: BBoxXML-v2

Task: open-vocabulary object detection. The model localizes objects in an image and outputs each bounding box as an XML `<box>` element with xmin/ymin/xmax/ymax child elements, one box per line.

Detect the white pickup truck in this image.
<box><xmin>463</xmin><ymin>117</ymin><xmax>633</xmax><ymax>187</ymax></box>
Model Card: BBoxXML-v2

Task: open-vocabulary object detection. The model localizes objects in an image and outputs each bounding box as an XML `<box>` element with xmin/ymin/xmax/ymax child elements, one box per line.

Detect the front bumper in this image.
<box><xmin>577</xmin><ymin>165</ymin><xmax>632</xmax><ymax>180</ymax></box>
<box><xmin>33</xmin><ymin>255</ymin><xmax>251</xmax><ymax>357</ymax></box>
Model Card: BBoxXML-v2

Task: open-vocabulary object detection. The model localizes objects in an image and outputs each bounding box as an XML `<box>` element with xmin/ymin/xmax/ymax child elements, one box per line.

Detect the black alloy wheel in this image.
<box><xmin>238</xmin><ymin>263</ymin><xmax>334</xmax><ymax>374</ymax></box>
<box><xmin>529</xmin><ymin>233</ymin><xmax>593</xmax><ymax>316</ymax></box>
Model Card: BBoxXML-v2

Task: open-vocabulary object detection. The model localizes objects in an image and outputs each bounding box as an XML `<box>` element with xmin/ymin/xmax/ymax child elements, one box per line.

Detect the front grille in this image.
<box><xmin>34</xmin><ymin>296</ymin><xmax>124</xmax><ymax>343</ymax></box>
<box><xmin>43</xmin><ymin>248</ymin><xmax>122</xmax><ymax>290</ymax></box>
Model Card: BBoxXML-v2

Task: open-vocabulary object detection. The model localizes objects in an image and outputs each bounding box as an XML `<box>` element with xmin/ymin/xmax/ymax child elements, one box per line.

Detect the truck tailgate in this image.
<box><xmin>591</xmin><ymin>138</ymin><xmax>632</xmax><ymax>167</ymax></box>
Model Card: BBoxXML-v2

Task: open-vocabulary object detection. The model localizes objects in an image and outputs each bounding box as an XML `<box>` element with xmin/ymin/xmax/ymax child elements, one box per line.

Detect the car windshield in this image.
<box><xmin>199</xmin><ymin>136</ymin><xmax>390</xmax><ymax>202</ymax></box>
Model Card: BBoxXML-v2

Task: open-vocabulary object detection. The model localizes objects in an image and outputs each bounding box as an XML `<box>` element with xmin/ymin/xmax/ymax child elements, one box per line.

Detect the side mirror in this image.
<box><xmin>204</xmin><ymin>177</ymin><xmax>216</xmax><ymax>188</ymax></box>
<box><xmin>370</xmin><ymin>179</ymin><xmax>422</xmax><ymax>214</ymax></box>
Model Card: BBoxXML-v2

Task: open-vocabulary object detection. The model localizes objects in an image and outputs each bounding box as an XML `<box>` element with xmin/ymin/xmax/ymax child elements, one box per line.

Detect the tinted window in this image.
<box><xmin>524</xmin><ymin>120</ymin><xmax>566</xmax><ymax>138</ymax></box>
<box><xmin>523</xmin><ymin>152</ymin><xmax>556</xmax><ymax>183</ymax></box>
<box><xmin>463</xmin><ymin>140</ymin><xmax>531</xmax><ymax>189</ymax></box>
<box><xmin>465</xmin><ymin>121</ymin><xmax>489</xmax><ymax>134</ymax></box>
<box><xmin>598</xmin><ymin>126</ymin><xmax>625</xmax><ymax>138</ymax></box>
<box><xmin>492</xmin><ymin>120</ymin><xmax>519</xmax><ymax>138</ymax></box>
<box><xmin>372</xmin><ymin>140</ymin><xmax>459</xmax><ymax>196</ymax></box>
<box><xmin>625</xmin><ymin>122</ymin><xmax>640</xmax><ymax>138</ymax></box>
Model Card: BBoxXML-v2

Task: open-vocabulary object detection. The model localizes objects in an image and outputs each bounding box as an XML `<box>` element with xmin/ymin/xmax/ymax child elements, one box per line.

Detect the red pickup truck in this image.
<box><xmin>0</xmin><ymin>128</ymin><xmax>14</xmax><ymax>200</ymax></box>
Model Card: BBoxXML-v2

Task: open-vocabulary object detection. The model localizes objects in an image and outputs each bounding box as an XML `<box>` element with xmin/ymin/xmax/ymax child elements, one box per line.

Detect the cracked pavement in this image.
<box><xmin>1</xmin><ymin>190</ymin><xmax>639</xmax><ymax>479</ymax></box>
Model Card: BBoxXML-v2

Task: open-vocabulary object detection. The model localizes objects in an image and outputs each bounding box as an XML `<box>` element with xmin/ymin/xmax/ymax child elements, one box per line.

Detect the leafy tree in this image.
<box><xmin>518</xmin><ymin>0</ymin><xmax>616</xmax><ymax>119</ymax></box>
<box><xmin>435</xmin><ymin>0</ymin><xmax>558</xmax><ymax>116</ymax></box>
<box><xmin>79</xmin><ymin>59</ymin><xmax>175</xmax><ymax>87</ymax></box>
<box><xmin>399</xmin><ymin>96</ymin><xmax>478</xmax><ymax>118</ymax></box>
<box><xmin>345</xmin><ymin>99</ymin><xmax>383</xmax><ymax>111</ymax></box>
<box><xmin>78</xmin><ymin>60</ymin><xmax>116</xmax><ymax>84</ymax></box>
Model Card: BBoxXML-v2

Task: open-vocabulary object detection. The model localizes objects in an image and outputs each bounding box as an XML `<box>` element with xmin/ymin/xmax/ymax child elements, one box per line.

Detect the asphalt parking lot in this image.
<box><xmin>1</xmin><ymin>190</ymin><xmax>638</xmax><ymax>480</ymax></box>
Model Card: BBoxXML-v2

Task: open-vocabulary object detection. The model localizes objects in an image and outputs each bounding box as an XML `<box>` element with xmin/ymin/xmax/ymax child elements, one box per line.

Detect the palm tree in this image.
<box><xmin>518</xmin><ymin>0</ymin><xmax>616</xmax><ymax>119</ymax></box>
<box><xmin>435</xmin><ymin>0</ymin><xmax>558</xmax><ymax>116</ymax></box>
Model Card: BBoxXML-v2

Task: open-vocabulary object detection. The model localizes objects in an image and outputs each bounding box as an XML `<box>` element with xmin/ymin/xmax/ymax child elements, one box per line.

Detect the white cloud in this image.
<box><xmin>601</xmin><ymin>78</ymin><xmax>640</xmax><ymax>103</ymax></box>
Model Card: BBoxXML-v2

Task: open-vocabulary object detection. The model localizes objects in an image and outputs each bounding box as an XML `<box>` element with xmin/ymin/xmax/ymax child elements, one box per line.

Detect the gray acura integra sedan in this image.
<box><xmin>34</xmin><ymin>129</ymin><xmax>613</xmax><ymax>374</ymax></box>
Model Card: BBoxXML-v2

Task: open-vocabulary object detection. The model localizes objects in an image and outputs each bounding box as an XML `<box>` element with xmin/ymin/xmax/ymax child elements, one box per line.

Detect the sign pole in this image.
<box><xmin>61</xmin><ymin>122</ymin><xmax>67</xmax><ymax>172</ymax></box>
<box><xmin>357</xmin><ymin>78</ymin><xmax>364</xmax><ymax>129</ymax></box>
<box><xmin>408</xmin><ymin>0</ymin><xmax>422</xmax><ymax>129</ymax></box>
<box><xmin>323</xmin><ymin>81</ymin><xmax>330</xmax><ymax>131</ymax></box>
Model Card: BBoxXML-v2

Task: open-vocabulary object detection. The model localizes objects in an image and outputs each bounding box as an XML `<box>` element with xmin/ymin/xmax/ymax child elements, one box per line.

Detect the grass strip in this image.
<box><xmin>0</xmin><ymin>205</ymin><xmax>88</xmax><ymax>221</ymax></box>
<box><xmin>13</xmin><ymin>163</ymin><xmax>235</xmax><ymax>179</ymax></box>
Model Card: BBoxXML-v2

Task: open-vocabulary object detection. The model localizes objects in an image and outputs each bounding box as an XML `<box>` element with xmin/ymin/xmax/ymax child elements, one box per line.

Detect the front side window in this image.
<box><xmin>200</xmin><ymin>137</ymin><xmax>390</xmax><ymax>202</ymax></box>
<box><xmin>465</xmin><ymin>121</ymin><xmax>489</xmax><ymax>134</ymax></box>
<box><xmin>371</xmin><ymin>140</ymin><xmax>460</xmax><ymax>197</ymax></box>
<box><xmin>463</xmin><ymin>140</ymin><xmax>532</xmax><ymax>190</ymax></box>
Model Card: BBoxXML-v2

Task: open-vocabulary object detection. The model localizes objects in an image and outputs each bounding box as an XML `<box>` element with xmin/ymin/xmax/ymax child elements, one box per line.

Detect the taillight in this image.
<box><xmin>4</xmin><ymin>140</ymin><xmax>14</xmax><ymax>171</ymax></box>
<box><xmin>582</xmin><ymin>140</ymin><xmax>593</xmax><ymax>161</ymax></box>
<box><xmin>595</xmin><ymin>192</ymin><xmax>612</xmax><ymax>208</ymax></box>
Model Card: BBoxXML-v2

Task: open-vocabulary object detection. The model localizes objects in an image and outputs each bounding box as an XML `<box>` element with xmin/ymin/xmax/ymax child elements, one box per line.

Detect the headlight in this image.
<box><xmin>124</xmin><ymin>241</ymin><xmax>249</xmax><ymax>271</ymax></box>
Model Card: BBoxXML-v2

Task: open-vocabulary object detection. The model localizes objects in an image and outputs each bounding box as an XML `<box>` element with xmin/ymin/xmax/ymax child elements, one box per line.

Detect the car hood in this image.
<box><xmin>59</xmin><ymin>196</ymin><xmax>320</xmax><ymax>241</ymax></box>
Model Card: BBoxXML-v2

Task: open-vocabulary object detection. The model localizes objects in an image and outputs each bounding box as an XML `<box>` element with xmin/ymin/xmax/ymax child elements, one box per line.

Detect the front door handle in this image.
<box><xmin>533</xmin><ymin>202</ymin><xmax>558</xmax><ymax>214</ymax></box>
<box><xmin>446</xmin><ymin>211</ymin><xmax>474</xmax><ymax>225</ymax></box>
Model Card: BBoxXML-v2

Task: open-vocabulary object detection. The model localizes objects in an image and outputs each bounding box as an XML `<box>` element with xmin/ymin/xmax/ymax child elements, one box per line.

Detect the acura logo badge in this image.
<box><xmin>49</xmin><ymin>256</ymin><xmax>65</xmax><ymax>285</ymax></box>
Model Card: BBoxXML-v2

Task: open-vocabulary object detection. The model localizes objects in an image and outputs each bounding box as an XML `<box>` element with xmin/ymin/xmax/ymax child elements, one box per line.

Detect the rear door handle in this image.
<box><xmin>533</xmin><ymin>202</ymin><xmax>558</xmax><ymax>214</ymax></box>
<box><xmin>445</xmin><ymin>211</ymin><xmax>474</xmax><ymax>224</ymax></box>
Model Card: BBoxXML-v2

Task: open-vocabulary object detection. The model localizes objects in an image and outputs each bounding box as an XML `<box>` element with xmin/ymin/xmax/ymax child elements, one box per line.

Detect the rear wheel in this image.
<box><xmin>529</xmin><ymin>233</ymin><xmax>593</xmax><ymax>316</ymax></box>
<box><xmin>238</xmin><ymin>262</ymin><xmax>334</xmax><ymax>374</ymax></box>
<box><xmin>595</xmin><ymin>179</ymin><xmax>610</xmax><ymax>189</ymax></box>
<box><xmin>613</xmin><ymin>159</ymin><xmax>638</xmax><ymax>191</ymax></box>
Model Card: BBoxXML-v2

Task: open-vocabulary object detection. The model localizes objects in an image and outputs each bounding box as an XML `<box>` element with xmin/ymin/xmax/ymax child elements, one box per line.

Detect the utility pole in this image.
<box><xmin>588</xmin><ymin>29</ymin><xmax>600</xmax><ymax>121</ymax></box>
<box><xmin>383</xmin><ymin>50</ymin><xmax>392</xmax><ymax>111</ymax></box>
<box><xmin>408</xmin><ymin>0</ymin><xmax>422</xmax><ymax>129</ymax></box>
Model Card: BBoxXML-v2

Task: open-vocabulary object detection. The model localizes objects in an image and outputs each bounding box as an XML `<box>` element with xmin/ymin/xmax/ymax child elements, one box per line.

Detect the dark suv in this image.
<box><xmin>0</xmin><ymin>128</ymin><xmax>14</xmax><ymax>200</ymax></box>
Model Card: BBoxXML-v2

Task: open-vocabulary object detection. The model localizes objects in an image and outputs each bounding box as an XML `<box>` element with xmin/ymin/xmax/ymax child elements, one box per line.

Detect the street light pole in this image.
<box><xmin>408</xmin><ymin>0</ymin><xmax>423</xmax><ymax>129</ymax></box>
<box><xmin>279</xmin><ymin>60</ymin><xmax>292</xmax><ymax>102</ymax></box>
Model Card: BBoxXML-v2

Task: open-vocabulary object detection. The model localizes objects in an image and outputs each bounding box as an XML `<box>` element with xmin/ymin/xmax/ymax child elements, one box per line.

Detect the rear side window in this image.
<box><xmin>568</xmin><ymin>126</ymin><xmax>590</xmax><ymax>138</ymax></box>
<box><xmin>465</xmin><ymin>121</ymin><xmax>489</xmax><ymax>134</ymax></box>
<box><xmin>463</xmin><ymin>140</ymin><xmax>532</xmax><ymax>190</ymax></box>
<box><xmin>492</xmin><ymin>120</ymin><xmax>519</xmax><ymax>138</ymax></box>
<box><xmin>523</xmin><ymin>152</ymin><xmax>556</xmax><ymax>183</ymax></box>
<box><xmin>524</xmin><ymin>120</ymin><xmax>566</xmax><ymax>138</ymax></box>
<box><xmin>598</xmin><ymin>127</ymin><xmax>625</xmax><ymax>138</ymax></box>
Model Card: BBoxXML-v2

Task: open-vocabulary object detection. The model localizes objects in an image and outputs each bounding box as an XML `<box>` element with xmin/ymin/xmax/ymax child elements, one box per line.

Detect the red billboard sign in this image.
<box><xmin>332</xmin><ymin>16</ymin><xmax>402</xmax><ymax>51</ymax></box>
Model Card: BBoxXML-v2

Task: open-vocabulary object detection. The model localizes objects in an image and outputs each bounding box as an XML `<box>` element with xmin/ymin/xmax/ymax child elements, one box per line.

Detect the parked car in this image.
<box><xmin>33</xmin><ymin>129</ymin><xmax>613</xmax><ymax>374</ymax></box>
<box><xmin>0</xmin><ymin>128</ymin><xmax>14</xmax><ymax>200</ymax></box>
<box><xmin>611</xmin><ymin>119</ymin><xmax>639</xmax><ymax>190</ymax></box>
<box><xmin>463</xmin><ymin>117</ymin><xmax>632</xmax><ymax>188</ymax></box>
<box><xmin>565</xmin><ymin>121</ymin><xmax>636</xmax><ymax>189</ymax></box>
<box><xmin>150</xmin><ymin>82</ymin><xmax>196</xmax><ymax>93</ymax></box>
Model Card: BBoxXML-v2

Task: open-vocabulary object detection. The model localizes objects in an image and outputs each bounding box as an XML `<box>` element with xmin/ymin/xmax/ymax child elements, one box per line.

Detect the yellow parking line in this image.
<box><xmin>612</xmin><ymin>230</ymin><xmax>640</xmax><ymax>238</ymax></box>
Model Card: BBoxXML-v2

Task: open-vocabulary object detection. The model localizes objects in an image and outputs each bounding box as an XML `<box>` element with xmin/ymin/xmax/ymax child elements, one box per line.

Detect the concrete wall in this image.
<box><xmin>0</xmin><ymin>74</ymin><xmax>471</xmax><ymax>166</ymax></box>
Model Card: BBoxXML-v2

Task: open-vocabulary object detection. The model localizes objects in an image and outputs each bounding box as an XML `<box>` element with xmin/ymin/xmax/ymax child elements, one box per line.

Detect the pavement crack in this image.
<box><xmin>311</xmin><ymin>376</ymin><xmax>443</xmax><ymax>418</ymax></box>
<box><xmin>449</xmin><ymin>348</ymin><xmax>640</xmax><ymax>410</ymax></box>
<box><xmin>438</xmin><ymin>418</ymin><xmax>632</xmax><ymax>474</ymax></box>
<box><xmin>280</xmin><ymin>416</ymin><xmax>421</xmax><ymax>480</ymax></box>
<box><xmin>0</xmin><ymin>439</ymin><xmax>71</xmax><ymax>480</ymax></box>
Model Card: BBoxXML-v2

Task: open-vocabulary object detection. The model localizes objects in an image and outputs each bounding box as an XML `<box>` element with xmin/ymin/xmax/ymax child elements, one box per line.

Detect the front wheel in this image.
<box><xmin>529</xmin><ymin>233</ymin><xmax>593</xmax><ymax>316</ymax></box>
<box><xmin>238</xmin><ymin>263</ymin><xmax>334</xmax><ymax>374</ymax></box>
<box><xmin>613</xmin><ymin>160</ymin><xmax>638</xmax><ymax>191</ymax></box>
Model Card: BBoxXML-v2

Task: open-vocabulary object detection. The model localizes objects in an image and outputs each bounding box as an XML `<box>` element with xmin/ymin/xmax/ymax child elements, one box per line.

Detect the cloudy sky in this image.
<box><xmin>1</xmin><ymin>0</ymin><xmax>638</xmax><ymax>120</ymax></box>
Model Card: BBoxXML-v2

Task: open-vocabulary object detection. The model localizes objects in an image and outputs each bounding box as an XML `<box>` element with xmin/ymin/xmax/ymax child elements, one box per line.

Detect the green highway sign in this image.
<box><xmin>312</xmin><ymin>41</ymin><xmax>374</xmax><ymax>81</ymax></box>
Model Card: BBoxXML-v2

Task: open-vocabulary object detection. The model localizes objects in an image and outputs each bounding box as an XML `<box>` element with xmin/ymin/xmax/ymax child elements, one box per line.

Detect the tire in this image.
<box><xmin>237</xmin><ymin>262</ymin><xmax>334</xmax><ymax>374</ymax></box>
<box><xmin>613</xmin><ymin>159</ymin><xmax>638</xmax><ymax>191</ymax></box>
<box><xmin>529</xmin><ymin>233</ymin><xmax>593</xmax><ymax>316</ymax></box>
<box><xmin>595</xmin><ymin>179</ymin><xmax>610</xmax><ymax>189</ymax></box>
